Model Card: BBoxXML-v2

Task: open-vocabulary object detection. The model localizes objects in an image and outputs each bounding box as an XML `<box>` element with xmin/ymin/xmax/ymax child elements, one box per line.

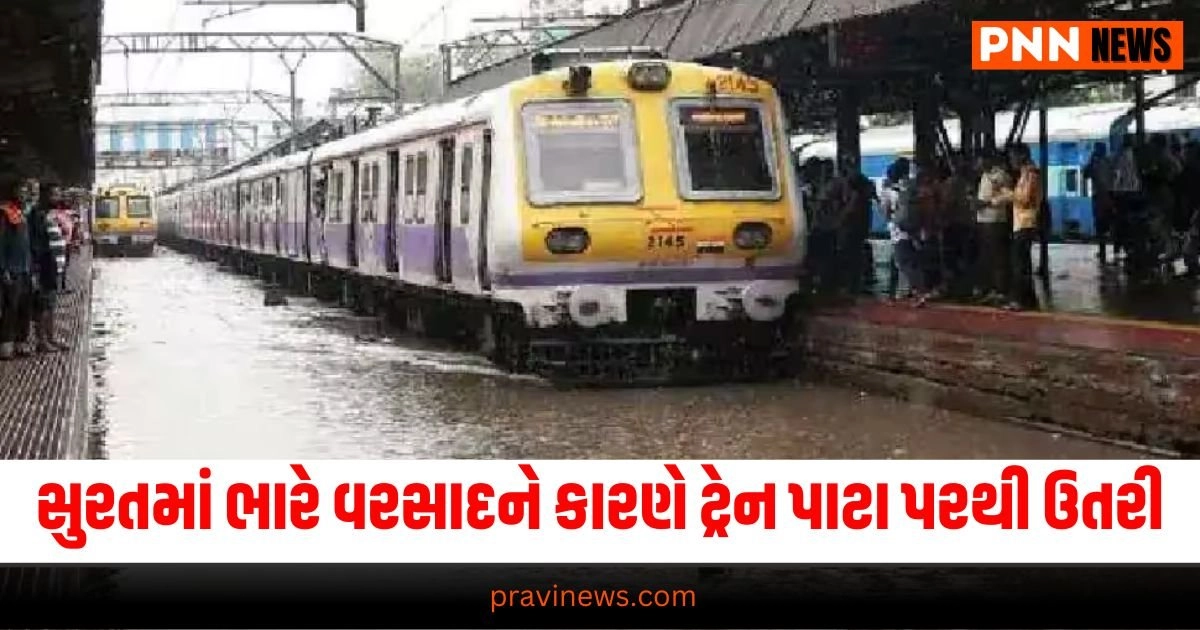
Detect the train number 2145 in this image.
<box><xmin>648</xmin><ymin>234</ymin><xmax>686</xmax><ymax>249</ymax></box>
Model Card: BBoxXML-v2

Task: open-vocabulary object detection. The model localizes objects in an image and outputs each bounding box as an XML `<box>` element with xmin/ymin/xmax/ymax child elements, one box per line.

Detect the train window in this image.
<box><xmin>331</xmin><ymin>171</ymin><xmax>345</xmax><ymax>222</ymax></box>
<box><xmin>127</xmin><ymin>196</ymin><xmax>152</xmax><ymax>218</ymax></box>
<box><xmin>95</xmin><ymin>197</ymin><xmax>119</xmax><ymax>219</ymax></box>
<box><xmin>460</xmin><ymin>143</ymin><xmax>474</xmax><ymax>225</ymax></box>
<box><xmin>359</xmin><ymin>164</ymin><xmax>370</xmax><ymax>223</ymax></box>
<box><xmin>1063</xmin><ymin>168</ymin><xmax>1080</xmax><ymax>195</ymax></box>
<box><xmin>520</xmin><ymin>99</ymin><xmax>641</xmax><ymax>205</ymax></box>
<box><xmin>416</xmin><ymin>152</ymin><xmax>429</xmax><ymax>223</ymax></box>
<box><xmin>404</xmin><ymin>155</ymin><xmax>416</xmax><ymax>223</ymax></box>
<box><xmin>670</xmin><ymin>100</ymin><xmax>779</xmax><ymax>200</ymax></box>
<box><xmin>370</xmin><ymin>162</ymin><xmax>381</xmax><ymax>223</ymax></box>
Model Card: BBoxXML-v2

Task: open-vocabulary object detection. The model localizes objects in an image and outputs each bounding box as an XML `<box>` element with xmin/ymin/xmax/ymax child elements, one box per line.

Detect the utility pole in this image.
<box><xmin>354</xmin><ymin>0</ymin><xmax>366</xmax><ymax>33</ymax></box>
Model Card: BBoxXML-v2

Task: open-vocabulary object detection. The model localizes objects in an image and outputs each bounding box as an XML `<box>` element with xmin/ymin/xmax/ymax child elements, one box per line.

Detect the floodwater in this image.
<box><xmin>870</xmin><ymin>240</ymin><xmax>1200</xmax><ymax>325</ymax></box>
<box><xmin>88</xmin><ymin>248</ymin><xmax>1140</xmax><ymax>460</ymax></box>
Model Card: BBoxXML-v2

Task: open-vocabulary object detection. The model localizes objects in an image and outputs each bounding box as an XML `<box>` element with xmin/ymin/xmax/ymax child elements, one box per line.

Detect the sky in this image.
<box><xmin>99</xmin><ymin>0</ymin><xmax>619</xmax><ymax>123</ymax></box>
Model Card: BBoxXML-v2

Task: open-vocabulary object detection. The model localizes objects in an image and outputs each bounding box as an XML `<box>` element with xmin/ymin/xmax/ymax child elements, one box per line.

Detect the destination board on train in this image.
<box><xmin>680</xmin><ymin>107</ymin><xmax>760</xmax><ymax>129</ymax></box>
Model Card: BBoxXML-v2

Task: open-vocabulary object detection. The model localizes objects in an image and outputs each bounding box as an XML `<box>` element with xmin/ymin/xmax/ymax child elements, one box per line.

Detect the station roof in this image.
<box><xmin>0</xmin><ymin>0</ymin><xmax>103</xmax><ymax>187</ymax></box>
<box><xmin>446</xmin><ymin>0</ymin><xmax>1200</xmax><ymax>130</ymax></box>
<box><xmin>444</xmin><ymin>0</ymin><xmax>929</xmax><ymax>100</ymax></box>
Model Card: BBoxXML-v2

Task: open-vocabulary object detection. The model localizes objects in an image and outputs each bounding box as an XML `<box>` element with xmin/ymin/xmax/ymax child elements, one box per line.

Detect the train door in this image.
<box><xmin>386</xmin><ymin>150</ymin><xmax>400</xmax><ymax>273</ymax></box>
<box><xmin>349</xmin><ymin>159</ymin><xmax>360</xmax><ymax>268</ymax></box>
<box><xmin>478</xmin><ymin>130</ymin><xmax>493</xmax><ymax>291</ymax></box>
<box><xmin>436</xmin><ymin>138</ymin><xmax>456</xmax><ymax>284</ymax></box>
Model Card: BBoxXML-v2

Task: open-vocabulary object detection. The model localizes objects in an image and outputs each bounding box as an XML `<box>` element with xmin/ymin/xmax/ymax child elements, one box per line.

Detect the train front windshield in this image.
<box><xmin>127</xmin><ymin>196</ymin><xmax>153</xmax><ymax>219</ymax></box>
<box><xmin>95</xmin><ymin>197</ymin><xmax>120</xmax><ymax>219</ymax></box>
<box><xmin>674</xmin><ymin>103</ymin><xmax>777</xmax><ymax>195</ymax></box>
<box><xmin>521</xmin><ymin>101</ymin><xmax>640</xmax><ymax>204</ymax></box>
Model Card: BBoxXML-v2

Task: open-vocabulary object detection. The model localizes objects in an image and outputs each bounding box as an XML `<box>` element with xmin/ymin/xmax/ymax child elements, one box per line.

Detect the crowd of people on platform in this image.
<box><xmin>1084</xmin><ymin>133</ymin><xmax>1200</xmax><ymax>278</ymax></box>
<box><xmin>801</xmin><ymin>134</ymin><xmax>1200</xmax><ymax>310</ymax></box>
<box><xmin>0</xmin><ymin>176</ymin><xmax>84</xmax><ymax>361</ymax></box>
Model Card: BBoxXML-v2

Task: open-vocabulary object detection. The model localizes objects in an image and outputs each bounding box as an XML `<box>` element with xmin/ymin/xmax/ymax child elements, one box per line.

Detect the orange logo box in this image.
<box><xmin>972</xmin><ymin>21</ymin><xmax>1184</xmax><ymax>71</ymax></box>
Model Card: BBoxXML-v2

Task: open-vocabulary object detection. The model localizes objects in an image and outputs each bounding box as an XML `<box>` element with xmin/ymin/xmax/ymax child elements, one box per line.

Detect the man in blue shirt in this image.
<box><xmin>0</xmin><ymin>176</ymin><xmax>38</xmax><ymax>359</ymax></box>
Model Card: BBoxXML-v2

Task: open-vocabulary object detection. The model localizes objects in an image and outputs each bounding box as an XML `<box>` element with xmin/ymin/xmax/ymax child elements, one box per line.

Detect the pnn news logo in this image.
<box><xmin>972</xmin><ymin>20</ymin><xmax>1184</xmax><ymax>70</ymax></box>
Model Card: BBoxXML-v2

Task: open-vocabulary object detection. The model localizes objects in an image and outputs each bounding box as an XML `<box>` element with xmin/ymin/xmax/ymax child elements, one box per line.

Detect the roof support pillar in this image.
<box><xmin>835</xmin><ymin>84</ymin><xmax>861</xmax><ymax>174</ymax></box>
<box><xmin>913</xmin><ymin>82</ymin><xmax>938</xmax><ymax>171</ymax></box>
<box><xmin>1037</xmin><ymin>79</ymin><xmax>1050</xmax><ymax>277</ymax></box>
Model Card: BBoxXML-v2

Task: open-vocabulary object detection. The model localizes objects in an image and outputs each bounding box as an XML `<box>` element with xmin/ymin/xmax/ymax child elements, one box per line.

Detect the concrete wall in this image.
<box><xmin>800</xmin><ymin>304</ymin><xmax>1200</xmax><ymax>453</ymax></box>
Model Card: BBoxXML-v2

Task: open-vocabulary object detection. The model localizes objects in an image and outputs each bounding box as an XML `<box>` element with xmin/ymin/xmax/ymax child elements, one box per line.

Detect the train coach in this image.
<box><xmin>158</xmin><ymin>54</ymin><xmax>807</xmax><ymax>382</ymax></box>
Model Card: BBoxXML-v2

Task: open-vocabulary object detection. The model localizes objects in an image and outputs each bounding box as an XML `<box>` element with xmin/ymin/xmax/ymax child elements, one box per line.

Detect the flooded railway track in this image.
<box><xmin>85</xmin><ymin>249</ymin><xmax>1146</xmax><ymax>460</ymax></box>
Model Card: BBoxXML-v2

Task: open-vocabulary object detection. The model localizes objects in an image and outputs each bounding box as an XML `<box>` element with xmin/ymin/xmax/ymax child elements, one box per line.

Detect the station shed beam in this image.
<box><xmin>183</xmin><ymin>0</ymin><xmax>367</xmax><ymax>32</ymax></box>
<box><xmin>439</xmin><ymin>21</ymin><xmax>604</xmax><ymax>83</ymax></box>
<box><xmin>95</xmin><ymin>90</ymin><xmax>295</xmax><ymax>109</ymax></box>
<box><xmin>101</xmin><ymin>31</ymin><xmax>403</xmax><ymax>147</ymax></box>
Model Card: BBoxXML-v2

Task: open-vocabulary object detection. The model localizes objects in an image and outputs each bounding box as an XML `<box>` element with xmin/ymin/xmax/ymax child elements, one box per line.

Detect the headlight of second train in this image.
<box><xmin>545</xmin><ymin>227</ymin><xmax>590</xmax><ymax>255</ymax></box>
<box><xmin>734</xmin><ymin>222</ymin><xmax>772</xmax><ymax>250</ymax></box>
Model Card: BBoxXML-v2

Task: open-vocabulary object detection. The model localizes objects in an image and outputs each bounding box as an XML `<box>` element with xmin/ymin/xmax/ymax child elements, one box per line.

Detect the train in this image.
<box><xmin>794</xmin><ymin>101</ymin><xmax>1200</xmax><ymax>240</ymax></box>
<box><xmin>157</xmin><ymin>56</ymin><xmax>807</xmax><ymax>382</ymax></box>
<box><xmin>93</xmin><ymin>184</ymin><xmax>158</xmax><ymax>256</ymax></box>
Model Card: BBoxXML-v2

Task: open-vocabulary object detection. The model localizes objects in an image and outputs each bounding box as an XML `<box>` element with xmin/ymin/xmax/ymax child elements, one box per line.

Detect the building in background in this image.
<box><xmin>94</xmin><ymin>116</ymin><xmax>288</xmax><ymax>191</ymax></box>
<box><xmin>528</xmin><ymin>0</ymin><xmax>587</xmax><ymax>20</ymax></box>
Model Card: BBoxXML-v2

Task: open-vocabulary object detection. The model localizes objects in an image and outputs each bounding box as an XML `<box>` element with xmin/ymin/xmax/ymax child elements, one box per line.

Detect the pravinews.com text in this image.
<box><xmin>491</xmin><ymin>586</ymin><xmax>696</xmax><ymax>612</ymax></box>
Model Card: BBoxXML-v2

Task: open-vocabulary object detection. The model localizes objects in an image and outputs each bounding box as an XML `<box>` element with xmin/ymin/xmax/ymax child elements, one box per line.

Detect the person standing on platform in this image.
<box><xmin>50</xmin><ymin>188</ymin><xmax>73</xmax><ymax>291</ymax></box>
<box><xmin>1084</xmin><ymin>142</ymin><xmax>1115</xmax><ymax>263</ymax></box>
<box><xmin>29</xmin><ymin>182</ymin><xmax>69</xmax><ymax>353</ymax></box>
<box><xmin>1007</xmin><ymin>143</ymin><xmax>1042</xmax><ymax>311</ymax></box>
<box><xmin>1178</xmin><ymin>142</ymin><xmax>1200</xmax><ymax>277</ymax></box>
<box><xmin>881</xmin><ymin>158</ymin><xmax>931</xmax><ymax>306</ymax></box>
<box><xmin>939</xmin><ymin>155</ymin><xmax>975</xmax><ymax>299</ymax></box>
<box><xmin>1111</xmin><ymin>134</ymin><xmax>1142</xmax><ymax>264</ymax></box>
<box><xmin>0</xmin><ymin>177</ymin><xmax>37</xmax><ymax>359</ymax></box>
<box><xmin>974</xmin><ymin>151</ymin><xmax>1013</xmax><ymax>305</ymax></box>
<box><xmin>834</xmin><ymin>156</ymin><xmax>876</xmax><ymax>297</ymax></box>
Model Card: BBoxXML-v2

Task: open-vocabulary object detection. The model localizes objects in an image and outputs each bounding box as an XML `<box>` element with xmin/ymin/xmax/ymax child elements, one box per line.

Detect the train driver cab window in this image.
<box><xmin>95</xmin><ymin>197</ymin><xmax>119</xmax><ymax>219</ymax></box>
<box><xmin>403</xmin><ymin>155</ymin><xmax>416</xmax><ymax>224</ymax></box>
<box><xmin>127</xmin><ymin>196</ymin><xmax>152</xmax><ymax>219</ymax></box>
<box><xmin>670</xmin><ymin>101</ymin><xmax>779</xmax><ymax>200</ymax></box>
<box><xmin>520</xmin><ymin>99</ymin><xmax>641</xmax><ymax>205</ymax></box>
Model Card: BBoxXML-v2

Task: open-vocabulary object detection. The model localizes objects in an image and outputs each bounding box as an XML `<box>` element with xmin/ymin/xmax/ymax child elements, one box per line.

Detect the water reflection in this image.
<box><xmin>89</xmin><ymin>249</ymin><xmax>1138</xmax><ymax>460</ymax></box>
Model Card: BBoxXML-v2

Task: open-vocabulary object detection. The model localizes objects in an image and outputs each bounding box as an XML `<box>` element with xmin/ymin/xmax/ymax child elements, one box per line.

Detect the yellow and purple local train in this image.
<box><xmin>158</xmin><ymin>57</ymin><xmax>807</xmax><ymax>381</ymax></box>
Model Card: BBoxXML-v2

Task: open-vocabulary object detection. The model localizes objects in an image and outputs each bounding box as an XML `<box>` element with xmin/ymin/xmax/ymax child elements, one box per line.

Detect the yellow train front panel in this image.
<box><xmin>510</xmin><ymin>61</ymin><xmax>801</xmax><ymax>273</ymax></box>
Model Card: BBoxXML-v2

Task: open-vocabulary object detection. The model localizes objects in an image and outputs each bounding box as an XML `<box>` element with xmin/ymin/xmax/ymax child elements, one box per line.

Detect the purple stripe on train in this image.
<box><xmin>491</xmin><ymin>264</ymin><xmax>799</xmax><ymax>288</ymax></box>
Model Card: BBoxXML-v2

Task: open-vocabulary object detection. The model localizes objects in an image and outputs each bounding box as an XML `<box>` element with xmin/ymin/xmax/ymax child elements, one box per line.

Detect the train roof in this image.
<box><xmin>793</xmin><ymin>101</ymin><xmax>1200</xmax><ymax>158</ymax></box>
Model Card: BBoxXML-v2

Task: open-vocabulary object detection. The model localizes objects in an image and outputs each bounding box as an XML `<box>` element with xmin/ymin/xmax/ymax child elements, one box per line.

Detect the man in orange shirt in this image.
<box><xmin>1008</xmin><ymin>143</ymin><xmax>1042</xmax><ymax>310</ymax></box>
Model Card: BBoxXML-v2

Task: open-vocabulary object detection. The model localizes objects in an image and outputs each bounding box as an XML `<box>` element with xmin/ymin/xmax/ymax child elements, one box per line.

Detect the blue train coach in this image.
<box><xmin>794</xmin><ymin>101</ymin><xmax>1200</xmax><ymax>240</ymax></box>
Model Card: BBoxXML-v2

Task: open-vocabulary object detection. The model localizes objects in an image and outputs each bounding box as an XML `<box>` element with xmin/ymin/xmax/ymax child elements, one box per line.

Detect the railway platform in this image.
<box><xmin>805</xmin><ymin>271</ymin><xmax>1200</xmax><ymax>454</ymax></box>
<box><xmin>0</xmin><ymin>246</ymin><xmax>94</xmax><ymax>460</ymax></box>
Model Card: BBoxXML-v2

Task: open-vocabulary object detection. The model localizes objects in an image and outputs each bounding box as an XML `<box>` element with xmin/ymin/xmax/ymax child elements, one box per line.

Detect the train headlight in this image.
<box><xmin>734</xmin><ymin>222</ymin><xmax>772</xmax><ymax>250</ymax></box>
<box><xmin>627</xmin><ymin>62</ymin><xmax>671</xmax><ymax>91</ymax></box>
<box><xmin>565</xmin><ymin>66</ymin><xmax>593</xmax><ymax>96</ymax></box>
<box><xmin>545</xmin><ymin>227</ymin><xmax>590</xmax><ymax>255</ymax></box>
<box><xmin>741</xmin><ymin>281</ymin><xmax>787</xmax><ymax>322</ymax></box>
<box><xmin>568</xmin><ymin>286</ymin><xmax>611</xmax><ymax>329</ymax></box>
